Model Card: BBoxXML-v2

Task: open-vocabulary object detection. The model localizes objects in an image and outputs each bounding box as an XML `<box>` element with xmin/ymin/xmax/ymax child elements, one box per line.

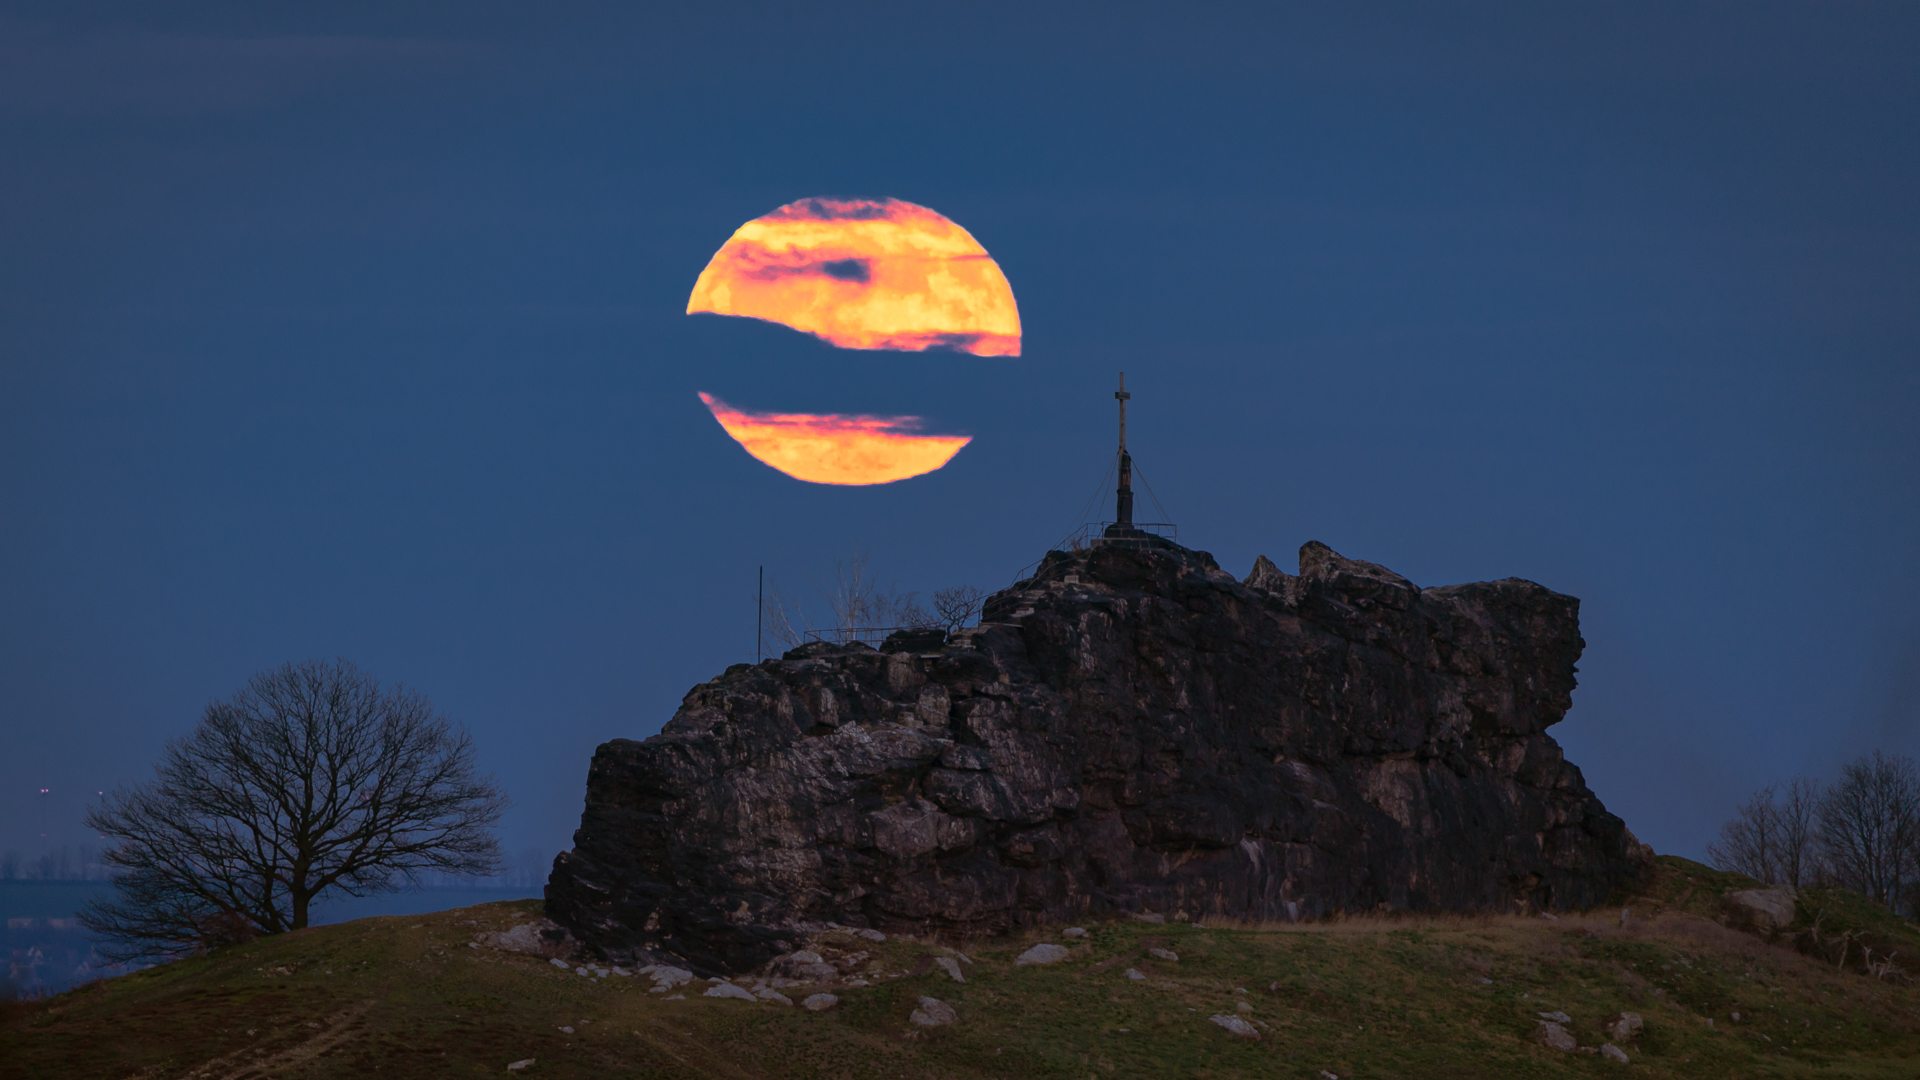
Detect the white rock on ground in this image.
<box><xmin>476</xmin><ymin>920</ymin><xmax>573</xmax><ymax>959</ymax></box>
<box><xmin>754</xmin><ymin>987</ymin><xmax>794</xmax><ymax>1006</ymax></box>
<box><xmin>1124</xmin><ymin>968</ymin><xmax>1146</xmax><ymax>981</ymax></box>
<box><xmin>1535</xmin><ymin>1021</ymin><xmax>1577</xmax><ymax>1052</ymax></box>
<box><xmin>704</xmin><ymin>983</ymin><xmax>759</xmax><ymax>1001</ymax></box>
<box><xmin>548</xmin><ymin>958</ymin><xmax>571</xmax><ymax>969</ymax></box>
<box><xmin>802</xmin><ymin>993</ymin><xmax>839</xmax><ymax>1011</ymax></box>
<box><xmin>557</xmin><ymin>1026</ymin><xmax>574</xmax><ymax>1034</ymax></box>
<box><xmin>934</xmin><ymin>956</ymin><xmax>966</xmax><ymax>982</ymax></box>
<box><xmin>1015</xmin><ymin>943</ymin><xmax>1070</xmax><ymax>966</ymax></box>
<box><xmin>1724</xmin><ymin>887</ymin><xmax>1797</xmax><ymax>931</ymax></box>
<box><xmin>1133</xmin><ymin>913</ymin><xmax>1166</xmax><ymax>923</ymax></box>
<box><xmin>910</xmin><ymin>996</ymin><xmax>959</xmax><ymax>1027</ymax></box>
<box><xmin>1208</xmin><ymin>1014</ymin><xmax>1260</xmax><ymax>1039</ymax></box>
<box><xmin>1606</xmin><ymin>1012</ymin><xmax>1644</xmax><ymax>1042</ymax></box>
<box><xmin>1600</xmin><ymin>1043</ymin><xmax>1629</xmax><ymax>1063</ymax></box>
<box><xmin>643</xmin><ymin>966</ymin><xmax>694</xmax><ymax>990</ymax></box>
<box><xmin>1147</xmin><ymin>948</ymin><xmax>1179</xmax><ymax>962</ymax></box>
<box><xmin>1063</xmin><ymin>927</ymin><xmax>1088</xmax><ymax>938</ymax></box>
<box><xmin>852</xmin><ymin>928</ymin><xmax>887</xmax><ymax>942</ymax></box>
<box><xmin>1235</xmin><ymin>1001</ymin><xmax>1254</xmax><ymax>1013</ymax></box>
<box><xmin>1537</xmin><ymin>1010</ymin><xmax>1572</xmax><ymax>1024</ymax></box>
<box><xmin>507</xmin><ymin>1059</ymin><xmax>535</xmax><ymax>1072</ymax></box>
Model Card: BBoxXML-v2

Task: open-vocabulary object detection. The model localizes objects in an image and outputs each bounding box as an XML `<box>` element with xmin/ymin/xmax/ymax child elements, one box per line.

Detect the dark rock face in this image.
<box><xmin>546</xmin><ymin>540</ymin><xmax>1646</xmax><ymax>974</ymax></box>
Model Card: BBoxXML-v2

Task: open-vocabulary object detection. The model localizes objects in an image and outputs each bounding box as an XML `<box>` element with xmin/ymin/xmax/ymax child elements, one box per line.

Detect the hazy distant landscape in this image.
<box><xmin>2</xmin><ymin>879</ymin><xmax>541</xmax><ymax>996</ymax></box>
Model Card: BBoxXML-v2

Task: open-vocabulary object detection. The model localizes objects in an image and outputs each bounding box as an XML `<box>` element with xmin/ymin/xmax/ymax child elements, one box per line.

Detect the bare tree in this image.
<box><xmin>1707</xmin><ymin>775</ymin><xmax>1824</xmax><ymax>888</ymax></box>
<box><xmin>760</xmin><ymin>549</ymin><xmax>935</xmax><ymax>650</ymax></box>
<box><xmin>515</xmin><ymin>845</ymin><xmax>551</xmax><ymax>889</ymax></box>
<box><xmin>930</xmin><ymin>585</ymin><xmax>988</xmax><ymax>634</ymax></box>
<box><xmin>761</xmin><ymin>579</ymin><xmax>808</xmax><ymax>652</ymax></box>
<box><xmin>1817</xmin><ymin>750</ymin><xmax>1920</xmax><ymax>912</ymax></box>
<box><xmin>822</xmin><ymin>549</ymin><xmax>930</xmax><ymax>631</ymax></box>
<box><xmin>1775</xmin><ymin>775</ymin><xmax>1823</xmax><ymax>888</ymax></box>
<box><xmin>82</xmin><ymin>659</ymin><xmax>508</xmax><ymax>963</ymax></box>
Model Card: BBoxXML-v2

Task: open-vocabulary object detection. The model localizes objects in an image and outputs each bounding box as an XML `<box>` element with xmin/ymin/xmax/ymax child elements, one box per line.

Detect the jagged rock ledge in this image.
<box><xmin>546</xmin><ymin>540</ymin><xmax>1647</xmax><ymax>974</ymax></box>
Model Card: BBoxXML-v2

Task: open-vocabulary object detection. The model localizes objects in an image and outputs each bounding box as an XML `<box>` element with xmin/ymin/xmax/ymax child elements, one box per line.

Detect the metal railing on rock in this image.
<box><xmin>801</xmin><ymin>626</ymin><xmax>948</xmax><ymax>650</ymax></box>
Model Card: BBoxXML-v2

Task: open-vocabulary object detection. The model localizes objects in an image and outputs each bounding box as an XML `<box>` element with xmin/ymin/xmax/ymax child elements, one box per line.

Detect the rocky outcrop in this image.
<box><xmin>546</xmin><ymin>539</ymin><xmax>1645</xmax><ymax>974</ymax></box>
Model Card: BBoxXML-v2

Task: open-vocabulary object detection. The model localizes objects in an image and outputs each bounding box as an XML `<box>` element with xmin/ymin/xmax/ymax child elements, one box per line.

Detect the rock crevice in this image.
<box><xmin>547</xmin><ymin>540</ymin><xmax>1645</xmax><ymax>974</ymax></box>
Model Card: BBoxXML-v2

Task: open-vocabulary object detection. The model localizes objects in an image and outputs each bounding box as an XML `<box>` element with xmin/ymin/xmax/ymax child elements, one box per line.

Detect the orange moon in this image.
<box><xmin>698</xmin><ymin>393</ymin><xmax>971</xmax><ymax>486</ymax></box>
<box><xmin>686</xmin><ymin>197</ymin><xmax>1021</xmax><ymax>356</ymax></box>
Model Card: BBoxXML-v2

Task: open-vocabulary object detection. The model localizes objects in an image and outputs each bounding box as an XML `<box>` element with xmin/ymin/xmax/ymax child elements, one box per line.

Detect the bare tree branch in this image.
<box><xmin>930</xmin><ymin>585</ymin><xmax>988</xmax><ymax>634</ymax></box>
<box><xmin>1818</xmin><ymin>750</ymin><xmax>1920</xmax><ymax>913</ymax></box>
<box><xmin>81</xmin><ymin>659</ymin><xmax>508</xmax><ymax>964</ymax></box>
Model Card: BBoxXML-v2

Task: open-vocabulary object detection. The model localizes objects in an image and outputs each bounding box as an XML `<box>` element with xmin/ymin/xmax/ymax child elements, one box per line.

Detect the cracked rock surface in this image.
<box><xmin>546</xmin><ymin>540</ymin><xmax>1646</xmax><ymax>974</ymax></box>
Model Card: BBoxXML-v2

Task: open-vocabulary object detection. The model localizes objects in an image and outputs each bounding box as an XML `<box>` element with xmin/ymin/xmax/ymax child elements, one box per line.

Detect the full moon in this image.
<box><xmin>686</xmin><ymin>197</ymin><xmax>1021</xmax><ymax>356</ymax></box>
<box><xmin>698</xmin><ymin>393</ymin><xmax>971</xmax><ymax>486</ymax></box>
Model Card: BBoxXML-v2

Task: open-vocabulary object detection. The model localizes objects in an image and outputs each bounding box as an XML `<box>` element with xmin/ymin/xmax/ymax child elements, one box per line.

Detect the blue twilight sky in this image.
<box><xmin>2</xmin><ymin>2</ymin><xmax>1916</xmax><ymax>873</ymax></box>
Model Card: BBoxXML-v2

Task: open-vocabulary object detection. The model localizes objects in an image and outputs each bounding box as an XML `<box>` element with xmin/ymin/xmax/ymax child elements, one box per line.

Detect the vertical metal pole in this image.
<box><xmin>1115</xmin><ymin>373</ymin><xmax>1134</xmax><ymax>527</ymax></box>
<box><xmin>757</xmin><ymin>566</ymin><xmax>764</xmax><ymax>662</ymax></box>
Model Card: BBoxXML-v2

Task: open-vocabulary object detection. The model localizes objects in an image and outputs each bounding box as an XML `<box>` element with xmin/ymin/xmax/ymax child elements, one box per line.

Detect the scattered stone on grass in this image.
<box><xmin>1606</xmin><ymin>1012</ymin><xmax>1644</xmax><ymax>1042</ymax></box>
<box><xmin>1536</xmin><ymin>1021</ymin><xmax>1577</xmax><ymax>1052</ymax></box>
<box><xmin>1537</xmin><ymin>1010</ymin><xmax>1572</xmax><ymax>1024</ymax></box>
<box><xmin>1209</xmin><ymin>1014</ymin><xmax>1260</xmax><ymax>1039</ymax></box>
<box><xmin>1124</xmin><ymin>968</ymin><xmax>1146</xmax><ymax>981</ymax></box>
<box><xmin>548</xmin><ymin>958</ymin><xmax>570</xmax><ymax>969</ymax></box>
<box><xmin>802</xmin><ymin>993</ymin><xmax>839</xmax><ymax>1011</ymax></box>
<box><xmin>507</xmin><ymin>1059</ymin><xmax>535</xmax><ymax>1072</ymax></box>
<box><xmin>1015</xmin><ymin>943</ymin><xmax>1070</xmax><ymax>966</ymax></box>
<box><xmin>476</xmin><ymin>919</ymin><xmax>577</xmax><ymax>960</ymax></box>
<box><xmin>754</xmin><ymin>987</ymin><xmax>794</xmax><ymax>1006</ymax></box>
<box><xmin>1236</xmin><ymin>1001</ymin><xmax>1254</xmax><ymax>1013</ymax></box>
<box><xmin>1600</xmin><ymin>1043</ymin><xmax>1629</xmax><ymax>1063</ymax></box>
<box><xmin>1063</xmin><ymin>927</ymin><xmax>1088</xmax><ymax>938</ymax></box>
<box><xmin>1133</xmin><ymin>913</ymin><xmax>1166</xmax><ymax>924</ymax></box>
<box><xmin>1147</xmin><ymin>948</ymin><xmax>1179</xmax><ymax>962</ymax></box>
<box><xmin>935</xmin><ymin>956</ymin><xmax>966</xmax><ymax>982</ymax></box>
<box><xmin>704</xmin><ymin>982</ymin><xmax>759</xmax><ymax>1001</ymax></box>
<box><xmin>639</xmin><ymin>964</ymin><xmax>694</xmax><ymax>990</ymax></box>
<box><xmin>910</xmin><ymin>996</ymin><xmax>958</xmax><ymax>1027</ymax></box>
<box><xmin>557</xmin><ymin>1026</ymin><xmax>574</xmax><ymax>1034</ymax></box>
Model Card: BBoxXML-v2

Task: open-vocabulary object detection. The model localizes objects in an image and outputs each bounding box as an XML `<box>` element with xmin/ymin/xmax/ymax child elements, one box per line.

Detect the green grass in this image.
<box><xmin>6</xmin><ymin>886</ymin><xmax>1920</xmax><ymax>1079</ymax></box>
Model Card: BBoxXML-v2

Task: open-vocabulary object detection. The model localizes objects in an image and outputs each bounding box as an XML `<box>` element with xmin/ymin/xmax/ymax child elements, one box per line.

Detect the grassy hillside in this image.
<box><xmin>6</xmin><ymin>867</ymin><xmax>1920</xmax><ymax>1079</ymax></box>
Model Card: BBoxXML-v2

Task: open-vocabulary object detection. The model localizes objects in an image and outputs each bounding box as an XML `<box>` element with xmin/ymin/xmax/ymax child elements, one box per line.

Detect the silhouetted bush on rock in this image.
<box><xmin>547</xmin><ymin>540</ymin><xmax>1647</xmax><ymax>974</ymax></box>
